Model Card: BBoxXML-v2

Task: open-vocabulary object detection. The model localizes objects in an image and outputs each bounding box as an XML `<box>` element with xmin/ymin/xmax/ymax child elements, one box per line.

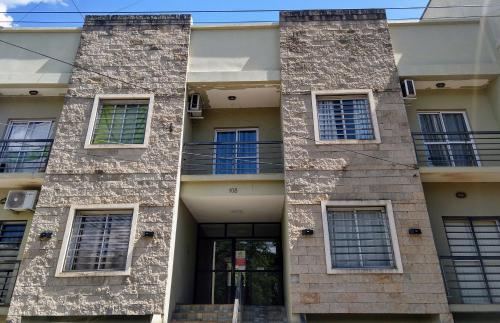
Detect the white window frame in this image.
<box><xmin>84</xmin><ymin>94</ymin><xmax>155</xmax><ymax>149</ymax></box>
<box><xmin>311</xmin><ymin>89</ymin><xmax>381</xmax><ymax>144</ymax></box>
<box><xmin>213</xmin><ymin>128</ymin><xmax>260</xmax><ymax>175</ymax></box>
<box><xmin>55</xmin><ymin>203</ymin><xmax>139</xmax><ymax>277</ymax></box>
<box><xmin>321</xmin><ymin>200</ymin><xmax>403</xmax><ymax>274</ymax></box>
<box><xmin>417</xmin><ymin>110</ymin><xmax>480</xmax><ymax>167</ymax></box>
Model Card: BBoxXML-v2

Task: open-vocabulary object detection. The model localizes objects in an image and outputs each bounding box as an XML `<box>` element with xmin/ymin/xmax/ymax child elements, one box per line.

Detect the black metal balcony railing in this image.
<box><xmin>0</xmin><ymin>139</ymin><xmax>53</xmax><ymax>173</ymax></box>
<box><xmin>182</xmin><ymin>141</ymin><xmax>283</xmax><ymax>175</ymax></box>
<box><xmin>0</xmin><ymin>260</ymin><xmax>20</xmax><ymax>305</ymax></box>
<box><xmin>412</xmin><ymin>131</ymin><xmax>500</xmax><ymax>167</ymax></box>
<box><xmin>440</xmin><ymin>256</ymin><xmax>500</xmax><ymax>305</ymax></box>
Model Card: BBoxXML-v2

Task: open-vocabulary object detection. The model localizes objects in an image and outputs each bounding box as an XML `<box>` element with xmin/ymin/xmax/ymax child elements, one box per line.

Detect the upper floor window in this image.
<box><xmin>56</xmin><ymin>204</ymin><xmax>138</xmax><ymax>277</ymax></box>
<box><xmin>312</xmin><ymin>90</ymin><xmax>380</xmax><ymax>144</ymax></box>
<box><xmin>321</xmin><ymin>200</ymin><xmax>402</xmax><ymax>274</ymax></box>
<box><xmin>0</xmin><ymin>120</ymin><xmax>54</xmax><ymax>173</ymax></box>
<box><xmin>418</xmin><ymin>112</ymin><xmax>478</xmax><ymax>167</ymax></box>
<box><xmin>85</xmin><ymin>94</ymin><xmax>154</xmax><ymax>149</ymax></box>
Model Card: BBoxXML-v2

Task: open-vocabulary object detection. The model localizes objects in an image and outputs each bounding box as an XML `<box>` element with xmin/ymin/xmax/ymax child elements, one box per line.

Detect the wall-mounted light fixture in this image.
<box><xmin>408</xmin><ymin>228</ymin><xmax>422</xmax><ymax>235</ymax></box>
<box><xmin>39</xmin><ymin>231</ymin><xmax>53</xmax><ymax>240</ymax></box>
<box><xmin>143</xmin><ymin>231</ymin><xmax>155</xmax><ymax>238</ymax></box>
<box><xmin>456</xmin><ymin>192</ymin><xmax>467</xmax><ymax>199</ymax></box>
<box><xmin>435</xmin><ymin>82</ymin><xmax>446</xmax><ymax>88</ymax></box>
<box><xmin>301</xmin><ymin>229</ymin><xmax>314</xmax><ymax>236</ymax></box>
<box><xmin>29</xmin><ymin>90</ymin><xmax>39</xmax><ymax>96</ymax></box>
<box><xmin>227</xmin><ymin>96</ymin><xmax>237</xmax><ymax>101</ymax></box>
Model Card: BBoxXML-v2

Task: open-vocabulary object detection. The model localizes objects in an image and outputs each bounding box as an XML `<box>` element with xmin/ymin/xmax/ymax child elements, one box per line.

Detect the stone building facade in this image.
<box><xmin>279</xmin><ymin>10</ymin><xmax>451</xmax><ymax>321</ymax></box>
<box><xmin>6</xmin><ymin>15</ymin><xmax>190</xmax><ymax>322</ymax></box>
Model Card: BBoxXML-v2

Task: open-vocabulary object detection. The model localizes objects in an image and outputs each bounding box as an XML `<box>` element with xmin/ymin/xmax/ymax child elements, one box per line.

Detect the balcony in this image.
<box><xmin>412</xmin><ymin>131</ymin><xmax>500</xmax><ymax>182</ymax></box>
<box><xmin>0</xmin><ymin>139</ymin><xmax>53</xmax><ymax>188</ymax></box>
<box><xmin>180</xmin><ymin>141</ymin><xmax>284</xmax><ymax>222</ymax></box>
<box><xmin>182</xmin><ymin>141</ymin><xmax>283</xmax><ymax>176</ymax></box>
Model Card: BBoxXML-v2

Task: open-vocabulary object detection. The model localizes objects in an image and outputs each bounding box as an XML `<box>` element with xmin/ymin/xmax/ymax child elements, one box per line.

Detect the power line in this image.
<box><xmin>68</xmin><ymin>0</ymin><xmax>85</xmax><ymax>20</ymax></box>
<box><xmin>3</xmin><ymin>4</ymin><xmax>500</xmax><ymax>14</ymax></box>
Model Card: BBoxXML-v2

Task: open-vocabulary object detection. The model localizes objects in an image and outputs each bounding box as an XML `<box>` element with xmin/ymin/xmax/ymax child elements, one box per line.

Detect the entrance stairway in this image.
<box><xmin>171</xmin><ymin>304</ymin><xmax>234</xmax><ymax>322</ymax></box>
<box><xmin>171</xmin><ymin>304</ymin><xmax>287</xmax><ymax>323</ymax></box>
<box><xmin>242</xmin><ymin>306</ymin><xmax>287</xmax><ymax>323</ymax></box>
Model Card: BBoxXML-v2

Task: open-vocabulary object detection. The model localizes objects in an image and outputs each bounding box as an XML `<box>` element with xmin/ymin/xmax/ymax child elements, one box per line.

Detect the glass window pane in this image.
<box><xmin>64</xmin><ymin>211</ymin><xmax>133</xmax><ymax>272</ymax></box>
<box><xmin>227</xmin><ymin>224</ymin><xmax>252</xmax><ymax>237</ymax></box>
<box><xmin>254</xmin><ymin>224</ymin><xmax>281</xmax><ymax>237</ymax></box>
<box><xmin>327</xmin><ymin>208</ymin><xmax>395</xmax><ymax>269</ymax></box>
<box><xmin>317</xmin><ymin>97</ymin><xmax>374</xmax><ymax>141</ymax></box>
<box><xmin>92</xmin><ymin>103</ymin><xmax>148</xmax><ymax>145</ymax></box>
<box><xmin>199</xmin><ymin>224</ymin><xmax>225</xmax><ymax>238</ymax></box>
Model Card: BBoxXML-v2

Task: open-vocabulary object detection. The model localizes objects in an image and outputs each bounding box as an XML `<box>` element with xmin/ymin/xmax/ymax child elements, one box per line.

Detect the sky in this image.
<box><xmin>0</xmin><ymin>0</ymin><xmax>430</xmax><ymax>28</ymax></box>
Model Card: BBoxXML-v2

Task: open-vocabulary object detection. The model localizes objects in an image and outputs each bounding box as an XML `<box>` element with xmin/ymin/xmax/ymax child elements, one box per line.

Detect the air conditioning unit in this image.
<box><xmin>188</xmin><ymin>93</ymin><xmax>203</xmax><ymax>118</ymax></box>
<box><xmin>4</xmin><ymin>190</ymin><xmax>38</xmax><ymax>212</ymax></box>
<box><xmin>401</xmin><ymin>79</ymin><xmax>417</xmax><ymax>99</ymax></box>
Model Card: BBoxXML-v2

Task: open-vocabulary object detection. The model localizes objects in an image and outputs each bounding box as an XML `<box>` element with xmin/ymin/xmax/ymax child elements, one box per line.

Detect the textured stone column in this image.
<box><xmin>279</xmin><ymin>9</ymin><xmax>452</xmax><ymax>318</ymax></box>
<box><xmin>7</xmin><ymin>15</ymin><xmax>190</xmax><ymax>320</ymax></box>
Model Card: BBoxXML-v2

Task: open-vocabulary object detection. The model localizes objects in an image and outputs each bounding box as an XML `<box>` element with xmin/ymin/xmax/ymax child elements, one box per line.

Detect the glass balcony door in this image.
<box><xmin>1</xmin><ymin>120</ymin><xmax>54</xmax><ymax>172</ymax></box>
<box><xmin>418</xmin><ymin>112</ymin><xmax>478</xmax><ymax>166</ymax></box>
<box><xmin>214</xmin><ymin>129</ymin><xmax>258</xmax><ymax>175</ymax></box>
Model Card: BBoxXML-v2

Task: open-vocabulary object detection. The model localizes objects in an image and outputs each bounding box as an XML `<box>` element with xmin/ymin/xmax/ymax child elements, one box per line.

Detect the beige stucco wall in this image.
<box><xmin>0</xmin><ymin>29</ymin><xmax>80</xmax><ymax>86</ymax></box>
<box><xmin>405</xmin><ymin>89</ymin><xmax>500</xmax><ymax>133</ymax></box>
<box><xmin>389</xmin><ymin>21</ymin><xmax>500</xmax><ymax>77</ymax></box>
<box><xmin>188</xmin><ymin>26</ymin><xmax>280</xmax><ymax>82</ymax></box>
<box><xmin>168</xmin><ymin>201</ymin><xmax>197</xmax><ymax>317</ymax></box>
<box><xmin>0</xmin><ymin>96</ymin><xmax>64</xmax><ymax>137</ymax></box>
<box><xmin>189</xmin><ymin>107</ymin><xmax>281</xmax><ymax>142</ymax></box>
<box><xmin>423</xmin><ymin>182</ymin><xmax>500</xmax><ymax>256</ymax></box>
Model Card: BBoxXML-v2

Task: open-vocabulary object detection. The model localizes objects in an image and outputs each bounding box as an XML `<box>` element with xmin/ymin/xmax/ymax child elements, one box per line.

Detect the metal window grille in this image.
<box><xmin>0</xmin><ymin>221</ymin><xmax>26</xmax><ymax>305</ymax></box>
<box><xmin>64</xmin><ymin>211</ymin><xmax>133</xmax><ymax>272</ymax></box>
<box><xmin>317</xmin><ymin>96</ymin><xmax>374</xmax><ymax>141</ymax></box>
<box><xmin>327</xmin><ymin>208</ymin><xmax>395</xmax><ymax>269</ymax></box>
<box><xmin>92</xmin><ymin>102</ymin><xmax>148</xmax><ymax>145</ymax></box>
<box><xmin>442</xmin><ymin>217</ymin><xmax>500</xmax><ymax>304</ymax></box>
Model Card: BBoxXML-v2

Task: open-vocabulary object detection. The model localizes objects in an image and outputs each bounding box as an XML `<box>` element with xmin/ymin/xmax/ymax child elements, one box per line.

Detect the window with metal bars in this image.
<box><xmin>326</xmin><ymin>207</ymin><xmax>395</xmax><ymax>269</ymax></box>
<box><xmin>91</xmin><ymin>101</ymin><xmax>148</xmax><ymax>145</ymax></box>
<box><xmin>316</xmin><ymin>95</ymin><xmax>375</xmax><ymax>141</ymax></box>
<box><xmin>442</xmin><ymin>217</ymin><xmax>500</xmax><ymax>304</ymax></box>
<box><xmin>64</xmin><ymin>211</ymin><xmax>133</xmax><ymax>272</ymax></box>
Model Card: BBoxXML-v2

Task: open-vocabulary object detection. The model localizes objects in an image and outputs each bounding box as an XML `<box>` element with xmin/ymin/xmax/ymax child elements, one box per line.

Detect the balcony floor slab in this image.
<box><xmin>419</xmin><ymin>167</ymin><xmax>500</xmax><ymax>182</ymax></box>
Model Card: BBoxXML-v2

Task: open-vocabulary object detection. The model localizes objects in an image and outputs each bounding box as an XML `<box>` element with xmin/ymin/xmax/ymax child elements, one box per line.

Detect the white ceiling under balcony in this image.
<box><xmin>180</xmin><ymin>175</ymin><xmax>285</xmax><ymax>222</ymax></box>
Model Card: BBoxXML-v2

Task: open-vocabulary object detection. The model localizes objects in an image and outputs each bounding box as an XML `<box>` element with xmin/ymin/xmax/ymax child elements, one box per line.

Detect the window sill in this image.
<box><xmin>315</xmin><ymin>139</ymin><xmax>381</xmax><ymax>145</ymax></box>
<box><xmin>326</xmin><ymin>267</ymin><xmax>403</xmax><ymax>274</ymax></box>
<box><xmin>55</xmin><ymin>269</ymin><xmax>131</xmax><ymax>278</ymax></box>
<box><xmin>84</xmin><ymin>143</ymin><xmax>148</xmax><ymax>149</ymax></box>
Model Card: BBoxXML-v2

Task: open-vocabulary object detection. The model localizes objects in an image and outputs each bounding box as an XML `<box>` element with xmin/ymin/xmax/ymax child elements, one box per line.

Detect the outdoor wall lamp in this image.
<box><xmin>39</xmin><ymin>231</ymin><xmax>53</xmax><ymax>240</ymax></box>
<box><xmin>408</xmin><ymin>228</ymin><xmax>422</xmax><ymax>235</ymax></box>
<box><xmin>301</xmin><ymin>229</ymin><xmax>314</xmax><ymax>236</ymax></box>
<box><xmin>143</xmin><ymin>231</ymin><xmax>155</xmax><ymax>238</ymax></box>
<box><xmin>29</xmin><ymin>90</ymin><xmax>39</xmax><ymax>96</ymax></box>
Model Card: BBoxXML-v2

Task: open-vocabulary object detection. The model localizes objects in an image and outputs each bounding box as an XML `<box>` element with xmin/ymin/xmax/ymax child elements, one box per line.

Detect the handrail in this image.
<box><xmin>232</xmin><ymin>276</ymin><xmax>244</xmax><ymax>323</ymax></box>
<box><xmin>0</xmin><ymin>139</ymin><xmax>54</xmax><ymax>173</ymax></box>
<box><xmin>182</xmin><ymin>141</ymin><xmax>283</xmax><ymax>175</ymax></box>
<box><xmin>411</xmin><ymin>131</ymin><xmax>500</xmax><ymax>167</ymax></box>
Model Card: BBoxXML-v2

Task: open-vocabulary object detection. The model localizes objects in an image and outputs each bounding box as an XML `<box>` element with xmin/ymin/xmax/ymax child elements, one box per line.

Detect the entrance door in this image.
<box><xmin>194</xmin><ymin>223</ymin><xmax>283</xmax><ymax>305</ymax></box>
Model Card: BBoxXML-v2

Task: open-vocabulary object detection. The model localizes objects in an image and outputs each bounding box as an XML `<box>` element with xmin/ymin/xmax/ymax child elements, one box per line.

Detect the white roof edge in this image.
<box><xmin>0</xmin><ymin>27</ymin><xmax>82</xmax><ymax>32</ymax></box>
<box><xmin>388</xmin><ymin>17</ymin><xmax>480</xmax><ymax>26</ymax></box>
<box><xmin>191</xmin><ymin>22</ymin><xmax>279</xmax><ymax>30</ymax></box>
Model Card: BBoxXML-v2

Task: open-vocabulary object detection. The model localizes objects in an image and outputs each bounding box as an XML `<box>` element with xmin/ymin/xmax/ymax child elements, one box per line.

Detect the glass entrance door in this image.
<box><xmin>194</xmin><ymin>223</ymin><xmax>283</xmax><ymax>305</ymax></box>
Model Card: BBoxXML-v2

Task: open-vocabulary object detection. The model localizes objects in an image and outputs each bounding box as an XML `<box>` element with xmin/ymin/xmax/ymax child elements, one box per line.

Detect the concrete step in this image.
<box><xmin>242</xmin><ymin>305</ymin><xmax>287</xmax><ymax>323</ymax></box>
<box><xmin>172</xmin><ymin>304</ymin><xmax>234</xmax><ymax>322</ymax></box>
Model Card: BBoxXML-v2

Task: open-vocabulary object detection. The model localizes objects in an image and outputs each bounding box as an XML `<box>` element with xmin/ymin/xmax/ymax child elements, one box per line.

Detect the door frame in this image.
<box><xmin>194</xmin><ymin>222</ymin><xmax>283</xmax><ymax>305</ymax></box>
